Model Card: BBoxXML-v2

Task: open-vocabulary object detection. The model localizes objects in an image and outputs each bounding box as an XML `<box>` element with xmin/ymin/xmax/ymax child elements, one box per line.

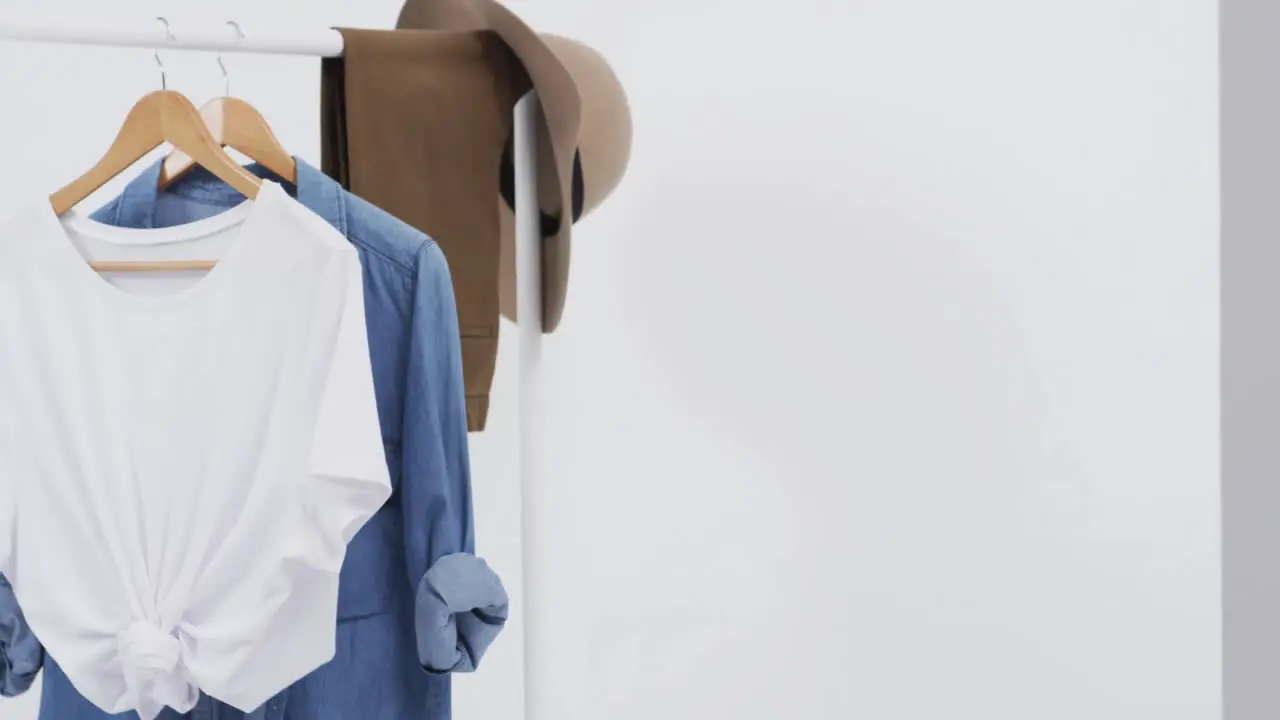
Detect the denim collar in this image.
<box><xmin>110</xmin><ymin>157</ymin><xmax>346</xmax><ymax>235</ymax></box>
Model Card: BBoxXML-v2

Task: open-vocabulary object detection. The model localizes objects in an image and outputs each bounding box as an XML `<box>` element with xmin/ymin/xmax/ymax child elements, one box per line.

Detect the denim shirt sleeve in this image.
<box><xmin>0</xmin><ymin>575</ymin><xmax>42</xmax><ymax>696</ymax></box>
<box><xmin>403</xmin><ymin>240</ymin><xmax>508</xmax><ymax>673</ymax></box>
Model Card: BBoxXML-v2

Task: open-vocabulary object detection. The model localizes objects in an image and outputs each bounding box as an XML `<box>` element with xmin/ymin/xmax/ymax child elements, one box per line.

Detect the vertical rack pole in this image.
<box><xmin>514</xmin><ymin>92</ymin><xmax>547</xmax><ymax>720</ymax></box>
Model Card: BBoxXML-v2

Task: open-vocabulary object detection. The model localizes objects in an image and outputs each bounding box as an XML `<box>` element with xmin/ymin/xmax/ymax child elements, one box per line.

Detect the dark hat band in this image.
<box><xmin>499</xmin><ymin>137</ymin><xmax>584</xmax><ymax>238</ymax></box>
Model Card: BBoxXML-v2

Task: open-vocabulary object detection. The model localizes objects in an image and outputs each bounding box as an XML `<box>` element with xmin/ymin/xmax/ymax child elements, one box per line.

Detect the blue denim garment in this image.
<box><xmin>0</xmin><ymin>159</ymin><xmax>508</xmax><ymax>719</ymax></box>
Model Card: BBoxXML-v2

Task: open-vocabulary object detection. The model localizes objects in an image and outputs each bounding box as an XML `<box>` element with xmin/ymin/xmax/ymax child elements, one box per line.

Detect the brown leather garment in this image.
<box><xmin>322</xmin><ymin>28</ymin><xmax>528</xmax><ymax>432</ymax></box>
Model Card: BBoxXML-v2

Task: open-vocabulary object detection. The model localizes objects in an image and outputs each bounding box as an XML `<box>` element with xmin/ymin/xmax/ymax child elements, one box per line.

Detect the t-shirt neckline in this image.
<box><xmin>37</xmin><ymin>180</ymin><xmax>283</xmax><ymax>310</ymax></box>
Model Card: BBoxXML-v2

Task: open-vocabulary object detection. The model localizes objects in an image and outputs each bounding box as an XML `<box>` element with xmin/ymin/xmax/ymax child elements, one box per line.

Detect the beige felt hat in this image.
<box><xmin>397</xmin><ymin>0</ymin><xmax>633</xmax><ymax>331</ymax></box>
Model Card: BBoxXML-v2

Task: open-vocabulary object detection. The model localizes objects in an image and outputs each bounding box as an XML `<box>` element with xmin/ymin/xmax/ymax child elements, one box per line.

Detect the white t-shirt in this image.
<box><xmin>0</xmin><ymin>180</ymin><xmax>392</xmax><ymax>719</ymax></box>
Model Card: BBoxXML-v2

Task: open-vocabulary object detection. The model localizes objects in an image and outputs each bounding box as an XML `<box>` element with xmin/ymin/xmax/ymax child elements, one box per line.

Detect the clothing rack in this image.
<box><xmin>0</xmin><ymin>16</ymin><xmax>551</xmax><ymax>720</ymax></box>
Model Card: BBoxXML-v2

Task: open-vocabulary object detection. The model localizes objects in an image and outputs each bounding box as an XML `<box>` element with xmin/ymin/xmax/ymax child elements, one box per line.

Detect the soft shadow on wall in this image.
<box><xmin>516</xmin><ymin>1</ymin><xmax>1218</xmax><ymax>719</ymax></box>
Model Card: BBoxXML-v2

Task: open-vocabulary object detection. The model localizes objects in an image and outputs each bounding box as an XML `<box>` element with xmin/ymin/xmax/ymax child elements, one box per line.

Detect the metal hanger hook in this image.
<box><xmin>154</xmin><ymin>17</ymin><xmax>175</xmax><ymax>90</ymax></box>
<box><xmin>218</xmin><ymin>21</ymin><xmax>246</xmax><ymax>96</ymax></box>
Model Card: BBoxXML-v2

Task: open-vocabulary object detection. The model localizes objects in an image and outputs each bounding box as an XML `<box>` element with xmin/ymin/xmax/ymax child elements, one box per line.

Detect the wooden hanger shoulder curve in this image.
<box><xmin>160</xmin><ymin>97</ymin><xmax>297</xmax><ymax>189</ymax></box>
<box><xmin>50</xmin><ymin>90</ymin><xmax>262</xmax><ymax>217</ymax></box>
<box><xmin>49</xmin><ymin>90</ymin><xmax>262</xmax><ymax>273</ymax></box>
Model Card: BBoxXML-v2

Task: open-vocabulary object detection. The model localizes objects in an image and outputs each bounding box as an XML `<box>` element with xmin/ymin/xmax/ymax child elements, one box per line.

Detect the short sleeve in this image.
<box><xmin>297</xmin><ymin>250</ymin><xmax>393</xmax><ymax>575</ymax></box>
<box><xmin>189</xmin><ymin>248</ymin><xmax>393</xmax><ymax>712</ymax></box>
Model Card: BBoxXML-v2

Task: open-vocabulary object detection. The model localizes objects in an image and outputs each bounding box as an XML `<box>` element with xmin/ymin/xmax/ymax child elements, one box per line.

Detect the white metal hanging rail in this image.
<box><xmin>0</xmin><ymin>16</ymin><xmax>345</xmax><ymax>56</ymax></box>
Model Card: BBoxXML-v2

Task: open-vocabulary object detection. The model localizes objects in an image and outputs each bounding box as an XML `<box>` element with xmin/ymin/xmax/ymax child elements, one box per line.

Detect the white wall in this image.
<box><xmin>0</xmin><ymin>1</ymin><xmax>1220</xmax><ymax>720</ymax></box>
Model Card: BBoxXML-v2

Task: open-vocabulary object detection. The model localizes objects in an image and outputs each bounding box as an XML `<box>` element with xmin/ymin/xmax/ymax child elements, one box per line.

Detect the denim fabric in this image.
<box><xmin>0</xmin><ymin>575</ymin><xmax>41</xmax><ymax>698</ymax></box>
<box><xmin>0</xmin><ymin>159</ymin><xmax>507</xmax><ymax>719</ymax></box>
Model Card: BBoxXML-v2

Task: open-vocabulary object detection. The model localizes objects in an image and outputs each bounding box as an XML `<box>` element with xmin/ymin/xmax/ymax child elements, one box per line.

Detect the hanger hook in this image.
<box><xmin>154</xmin><ymin>17</ymin><xmax>175</xmax><ymax>91</ymax></box>
<box><xmin>219</xmin><ymin>21</ymin><xmax>245</xmax><ymax>96</ymax></box>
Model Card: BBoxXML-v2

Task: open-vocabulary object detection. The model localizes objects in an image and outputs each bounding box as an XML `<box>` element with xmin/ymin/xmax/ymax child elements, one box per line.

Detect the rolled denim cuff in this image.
<box><xmin>415</xmin><ymin>553</ymin><xmax>508</xmax><ymax>673</ymax></box>
<box><xmin>0</xmin><ymin>575</ymin><xmax>42</xmax><ymax>697</ymax></box>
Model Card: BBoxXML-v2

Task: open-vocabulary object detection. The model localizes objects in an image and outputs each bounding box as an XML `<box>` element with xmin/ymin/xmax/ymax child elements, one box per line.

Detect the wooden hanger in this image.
<box><xmin>50</xmin><ymin>89</ymin><xmax>262</xmax><ymax>216</ymax></box>
<box><xmin>49</xmin><ymin>89</ymin><xmax>263</xmax><ymax>273</ymax></box>
<box><xmin>51</xmin><ymin>20</ymin><xmax>263</xmax><ymax>274</ymax></box>
<box><xmin>160</xmin><ymin>23</ymin><xmax>296</xmax><ymax>190</ymax></box>
<box><xmin>159</xmin><ymin>96</ymin><xmax>296</xmax><ymax>189</ymax></box>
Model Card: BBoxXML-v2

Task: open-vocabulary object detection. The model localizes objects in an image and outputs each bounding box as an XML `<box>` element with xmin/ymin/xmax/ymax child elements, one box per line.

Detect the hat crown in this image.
<box><xmin>398</xmin><ymin>0</ymin><xmax>486</xmax><ymax>28</ymax></box>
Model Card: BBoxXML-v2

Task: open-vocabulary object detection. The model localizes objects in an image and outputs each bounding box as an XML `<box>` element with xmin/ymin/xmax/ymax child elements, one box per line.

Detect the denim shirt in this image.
<box><xmin>0</xmin><ymin>159</ymin><xmax>508</xmax><ymax>719</ymax></box>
